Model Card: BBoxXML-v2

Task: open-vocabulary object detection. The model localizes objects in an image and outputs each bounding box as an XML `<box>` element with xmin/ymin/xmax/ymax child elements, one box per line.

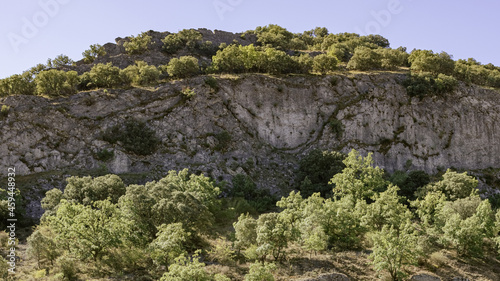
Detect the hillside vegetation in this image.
<box><xmin>1</xmin><ymin>25</ymin><xmax>500</xmax><ymax>281</ymax></box>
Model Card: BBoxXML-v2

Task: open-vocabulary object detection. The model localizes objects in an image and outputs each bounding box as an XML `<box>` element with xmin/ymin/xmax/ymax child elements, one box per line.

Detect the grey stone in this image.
<box><xmin>299</xmin><ymin>272</ymin><xmax>350</xmax><ymax>281</ymax></box>
<box><xmin>410</xmin><ymin>274</ymin><xmax>441</xmax><ymax>281</ymax></box>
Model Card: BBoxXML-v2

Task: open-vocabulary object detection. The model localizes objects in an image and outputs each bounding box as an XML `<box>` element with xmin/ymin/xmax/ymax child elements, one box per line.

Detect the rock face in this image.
<box><xmin>410</xmin><ymin>273</ymin><xmax>441</xmax><ymax>281</ymax></box>
<box><xmin>1</xmin><ymin>73</ymin><xmax>500</xmax><ymax>194</ymax></box>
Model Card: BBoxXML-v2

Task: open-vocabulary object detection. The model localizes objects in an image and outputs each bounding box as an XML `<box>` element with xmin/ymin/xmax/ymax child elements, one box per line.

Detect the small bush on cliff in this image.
<box><xmin>79</xmin><ymin>63</ymin><xmax>123</xmax><ymax>89</ymax></box>
<box><xmin>82</xmin><ymin>44</ymin><xmax>106</xmax><ymax>63</ymax></box>
<box><xmin>35</xmin><ymin>69</ymin><xmax>79</xmax><ymax>97</ymax></box>
<box><xmin>347</xmin><ymin>46</ymin><xmax>382</xmax><ymax>70</ymax></box>
<box><xmin>313</xmin><ymin>54</ymin><xmax>338</xmax><ymax>74</ymax></box>
<box><xmin>102</xmin><ymin>119</ymin><xmax>159</xmax><ymax>155</ymax></box>
<box><xmin>124</xmin><ymin>32</ymin><xmax>152</xmax><ymax>55</ymax></box>
<box><xmin>403</xmin><ymin>72</ymin><xmax>458</xmax><ymax>99</ymax></box>
<box><xmin>165</xmin><ymin>56</ymin><xmax>200</xmax><ymax>78</ymax></box>
<box><xmin>0</xmin><ymin>72</ymin><xmax>36</xmax><ymax>96</ymax></box>
<box><xmin>121</xmin><ymin>61</ymin><xmax>161</xmax><ymax>86</ymax></box>
<box><xmin>408</xmin><ymin>49</ymin><xmax>455</xmax><ymax>75</ymax></box>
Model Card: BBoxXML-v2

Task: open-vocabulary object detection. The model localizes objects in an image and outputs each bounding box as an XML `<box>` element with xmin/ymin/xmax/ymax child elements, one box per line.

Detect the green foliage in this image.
<box><xmin>370</xmin><ymin>222</ymin><xmax>420</xmax><ymax>281</ymax></box>
<box><xmin>312</xmin><ymin>54</ymin><xmax>338</xmax><ymax>74</ymax></box>
<box><xmin>347</xmin><ymin>46</ymin><xmax>382</xmax><ymax>70</ymax></box>
<box><xmin>362</xmin><ymin>185</ymin><xmax>413</xmax><ymax>231</ymax></box>
<box><xmin>376</xmin><ymin>48</ymin><xmax>409</xmax><ymax>69</ymax></box>
<box><xmin>124</xmin><ymin>32</ymin><xmax>152</xmax><ymax>55</ymax></box>
<box><xmin>214</xmin><ymin>130</ymin><xmax>232</xmax><ymax>151</ymax></box>
<box><xmin>166</xmin><ymin>56</ymin><xmax>200</xmax><ymax>78</ymax></box>
<box><xmin>95</xmin><ymin>148</ymin><xmax>114</xmax><ymax>162</ymax></box>
<box><xmin>207</xmin><ymin>237</ymin><xmax>235</xmax><ymax>265</ymax></box>
<box><xmin>296</xmin><ymin>149</ymin><xmax>345</xmax><ymax>198</ymax></box>
<box><xmin>82</xmin><ymin>44</ymin><xmax>106</xmax><ymax>63</ymax></box>
<box><xmin>162</xmin><ymin>34</ymin><xmax>184</xmax><ymax>54</ymax></box>
<box><xmin>402</xmin><ymin>72</ymin><xmax>458</xmax><ymax>98</ymax></box>
<box><xmin>35</xmin><ymin>69</ymin><xmax>79</xmax><ymax>96</ymax></box>
<box><xmin>256</xmin><ymin>212</ymin><xmax>291</xmax><ymax>260</ymax></box>
<box><xmin>424</xmin><ymin>169</ymin><xmax>478</xmax><ymax>201</ymax></box>
<box><xmin>62</xmin><ymin>174</ymin><xmax>126</xmax><ymax>205</ymax></box>
<box><xmin>254</xmin><ymin>24</ymin><xmax>293</xmax><ymax>50</ymax></box>
<box><xmin>27</xmin><ymin>226</ymin><xmax>59</xmax><ymax>268</ymax></box>
<box><xmin>328</xmin><ymin>118</ymin><xmax>344</xmax><ymax>138</ymax></box>
<box><xmin>102</xmin><ymin>118</ymin><xmax>159</xmax><ymax>155</ymax></box>
<box><xmin>408</xmin><ymin>49</ymin><xmax>455</xmax><ymax>75</ymax></box>
<box><xmin>204</xmin><ymin>76</ymin><xmax>219</xmax><ymax>92</ymax></box>
<box><xmin>47</xmin><ymin>54</ymin><xmax>74</xmax><ymax>68</ymax></box>
<box><xmin>230</xmin><ymin>174</ymin><xmax>275</xmax><ymax>212</ymax></box>
<box><xmin>0</xmin><ymin>72</ymin><xmax>36</xmax><ymax>96</ymax></box>
<box><xmin>55</xmin><ymin>254</ymin><xmax>78</xmax><ymax>280</ymax></box>
<box><xmin>389</xmin><ymin>170</ymin><xmax>430</xmax><ymax>201</ymax></box>
<box><xmin>160</xmin><ymin>252</ymin><xmax>212</xmax><ymax>281</ymax></box>
<box><xmin>149</xmin><ymin>222</ymin><xmax>189</xmax><ymax>267</ymax></box>
<box><xmin>178</xmin><ymin>29</ymin><xmax>203</xmax><ymax>50</ymax></box>
<box><xmin>121</xmin><ymin>60</ymin><xmax>161</xmax><ymax>86</ymax></box>
<box><xmin>330</xmin><ymin>149</ymin><xmax>388</xmax><ymax>201</ymax></box>
<box><xmin>45</xmin><ymin>199</ymin><xmax>129</xmax><ymax>262</ymax></box>
<box><xmin>181</xmin><ymin>86</ymin><xmax>196</xmax><ymax>98</ymax></box>
<box><xmin>234</xmin><ymin>213</ymin><xmax>258</xmax><ymax>251</ymax></box>
<box><xmin>454</xmin><ymin>58</ymin><xmax>500</xmax><ymax>87</ymax></box>
<box><xmin>291</xmin><ymin>53</ymin><xmax>313</xmax><ymax>74</ymax></box>
<box><xmin>244</xmin><ymin>262</ymin><xmax>276</xmax><ymax>281</ymax></box>
<box><xmin>41</xmin><ymin>188</ymin><xmax>64</xmax><ymax>214</ymax></box>
<box><xmin>0</xmin><ymin>105</ymin><xmax>10</xmax><ymax>118</ymax></box>
<box><xmin>79</xmin><ymin>62</ymin><xmax>123</xmax><ymax>89</ymax></box>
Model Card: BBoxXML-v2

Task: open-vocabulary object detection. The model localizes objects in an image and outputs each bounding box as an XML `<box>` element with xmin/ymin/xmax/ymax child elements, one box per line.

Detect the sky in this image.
<box><xmin>0</xmin><ymin>0</ymin><xmax>499</xmax><ymax>78</ymax></box>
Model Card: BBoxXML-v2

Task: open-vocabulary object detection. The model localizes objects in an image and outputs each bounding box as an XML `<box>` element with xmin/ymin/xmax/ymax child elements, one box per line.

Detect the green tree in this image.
<box><xmin>312</xmin><ymin>54</ymin><xmax>338</xmax><ymax>74</ymax></box>
<box><xmin>254</xmin><ymin>24</ymin><xmax>293</xmax><ymax>50</ymax></box>
<box><xmin>362</xmin><ymin>185</ymin><xmax>413</xmax><ymax>231</ymax></box>
<box><xmin>165</xmin><ymin>56</ymin><xmax>200</xmax><ymax>78</ymax></box>
<box><xmin>425</xmin><ymin>169</ymin><xmax>478</xmax><ymax>201</ymax></box>
<box><xmin>256</xmin><ymin>212</ymin><xmax>292</xmax><ymax>261</ymax></box>
<box><xmin>347</xmin><ymin>46</ymin><xmax>382</xmax><ymax>70</ymax></box>
<box><xmin>244</xmin><ymin>262</ymin><xmax>276</xmax><ymax>281</ymax></box>
<box><xmin>102</xmin><ymin>118</ymin><xmax>159</xmax><ymax>155</ymax></box>
<box><xmin>124</xmin><ymin>32</ymin><xmax>152</xmax><ymax>55</ymax></box>
<box><xmin>35</xmin><ymin>69</ymin><xmax>79</xmax><ymax>96</ymax></box>
<box><xmin>261</xmin><ymin>47</ymin><xmax>295</xmax><ymax>74</ymax></box>
<box><xmin>40</xmin><ymin>188</ymin><xmax>63</xmax><ymax>216</ymax></box>
<box><xmin>291</xmin><ymin>53</ymin><xmax>313</xmax><ymax>74</ymax></box>
<box><xmin>79</xmin><ymin>62</ymin><xmax>122</xmax><ymax>89</ymax></box>
<box><xmin>45</xmin><ymin>199</ymin><xmax>130</xmax><ymax>262</ymax></box>
<box><xmin>162</xmin><ymin>34</ymin><xmax>184</xmax><ymax>54</ymax></box>
<box><xmin>47</xmin><ymin>54</ymin><xmax>74</xmax><ymax>68</ymax></box>
<box><xmin>149</xmin><ymin>222</ymin><xmax>189</xmax><ymax>268</ymax></box>
<box><xmin>26</xmin><ymin>226</ymin><xmax>59</xmax><ymax>268</ymax></box>
<box><xmin>121</xmin><ymin>60</ymin><xmax>160</xmax><ymax>86</ymax></box>
<box><xmin>63</xmin><ymin>174</ymin><xmax>126</xmax><ymax>206</ymax></box>
<box><xmin>233</xmin><ymin>213</ymin><xmax>258</xmax><ymax>251</ymax></box>
<box><xmin>82</xmin><ymin>44</ymin><xmax>106</xmax><ymax>63</ymax></box>
<box><xmin>296</xmin><ymin>149</ymin><xmax>345</xmax><ymax>197</ymax></box>
<box><xmin>408</xmin><ymin>49</ymin><xmax>455</xmax><ymax>75</ymax></box>
<box><xmin>370</xmin><ymin>222</ymin><xmax>420</xmax><ymax>281</ymax></box>
<box><xmin>330</xmin><ymin>149</ymin><xmax>387</xmax><ymax>201</ymax></box>
<box><xmin>0</xmin><ymin>72</ymin><xmax>36</xmax><ymax>96</ymax></box>
<box><xmin>160</xmin><ymin>252</ymin><xmax>212</xmax><ymax>281</ymax></box>
<box><xmin>376</xmin><ymin>48</ymin><xmax>409</xmax><ymax>69</ymax></box>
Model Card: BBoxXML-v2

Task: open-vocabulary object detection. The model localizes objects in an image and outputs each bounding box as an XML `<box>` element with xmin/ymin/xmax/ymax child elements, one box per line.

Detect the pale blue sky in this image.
<box><xmin>1</xmin><ymin>0</ymin><xmax>499</xmax><ymax>78</ymax></box>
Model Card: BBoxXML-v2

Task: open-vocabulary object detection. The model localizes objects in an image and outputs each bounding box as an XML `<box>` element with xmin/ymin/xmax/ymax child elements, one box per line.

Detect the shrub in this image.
<box><xmin>166</xmin><ymin>56</ymin><xmax>200</xmax><ymax>78</ymax></box>
<box><xmin>230</xmin><ymin>174</ymin><xmax>276</xmax><ymax>212</ymax></box>
<box><xmin>162</xmin><ymin>34</ymin><xmax>184</xmax><ymax>54</ymax></box>
<box><xmin>177</xmin><ymin>29</ymin><xmax>203</xmax><ymax>50</ymax></box>
<box><xmin>0</xmin><ymin>105</ymin><xmax>9</xmax><ymax>118</ymax></box>
<box><xmin>208</xmin><ymin>237</ymin><xmax>235</xmax><ymax>265</ymax></box>
<box><xmin>47</xmin><ymin>54</ymin><xmax>74</xmax><ymax>68</ymax></box>
<box><xmin>181</xmin><ymin>86</ymin><xmax>196</xmax><ymax>98</ymax></box>
<box><xmin>254</xmin><ymin>24</ymin><xmax>293</xmax><ymax>50</ymax></box>
<box><xmin>291</xmin><ymin>53</ymin><xmax>313</xmax><ymax>74</ymax></box>
<box><xmin>256</xmin><ymin>212</ymin><xmax>291</xmax><ymax>260</ymax></box>
<box><xmin>403</xmin><ymin>72</ymin><xmax>458</xmax><ymax>99</ymax></box>
<box><xmin>425</xmin><ymin>169</ymin><xmax>478</xmax><ymax>201</ymax></box>
<box><xmin>234</xmin><ymin>213</ymin><xmax>258</xmax><ymax>251</ymax></box>
<box><xmin>244</xmin><ymin>262</ymin><xmax>276</xmax><ymax>281</ymax></box>
<box><xmin>63</xmin><ymin>174</ymin><xmax>126</xmax><ymax>205</ymax></box>
<box><xmin>35</xmin><ymin>69</ymin><xmax>79</xmax><ymax>96</ymax></box>
<box><xmin>347</xmin><ymin>46</ymin><xmax>382</xmax><ymax>70</ymax></box>
<box><xmin>82</xmin><ymin>44</ymin><xmax>106</xmax><ymax>63</ymax></box>
<box><xmin>261</xmin><ymin>47</ymin><xmax>295</xmax><ymax>74</ymax></box>
<box><xmin>204</xmin><ymin>76</ymin><xmax>219</xmax><ymax>92</ymax></box>
<box><xmin>409</xmin><ymin>49</ymin><xmax>455</xmax><ymax>75</ymax></box>
<box><xmin>95</xmin><ymin>148</ymin><xmax>114</xmax><ymax>162</ymax></box>
<box><xmin>160</xmin><ymin>252</ymin><xmax>212</xmax><ymax>281</ymax></box>
<box><xmin>149</xmin><ymin>223</ymin><xmax>189</xmax><ymax>267</ymax></box>
<box><xmin>79</xmin><ymin>63</ymin><xmax>122</xmax><ymax>89</ymax></box>
<box><xmin>376</xmin><ymin>48</ymin><xmax>409</xmax><ymax>69</ymax></box>
<box><xmin>102</xmin><ymin>119</ymin><xmax>159</xmax><ymax>155</ymax></box>
<box><xmin>121</xmin><ymin>61</ymin><xmax>160</xmax><ymax>86</ymax></box>
<box><xmin>296</xmin><ymin>149</ymin><xmax>345</xmax><ymax>198</ymax></box>
<box><xmin>0</xmin><ymin>72</ymin><xmax>36</xmax><ymax>96</ymax></box>
<box><xmin>312</xmin><ymin>54</ymin><xmax>338</xmax><ymax>74</ymax></box>
<box><xmin>124</xmin><ymin>32</ymin><xmax>152</xmax><ymax>55</ymax></box>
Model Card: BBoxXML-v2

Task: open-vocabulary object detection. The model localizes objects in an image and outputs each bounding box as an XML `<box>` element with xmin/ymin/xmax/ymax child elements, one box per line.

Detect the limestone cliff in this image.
<box><xmin>1</xmin><ymin>73</ymin><xmax>499</xmax><ymax>189</ymax></box>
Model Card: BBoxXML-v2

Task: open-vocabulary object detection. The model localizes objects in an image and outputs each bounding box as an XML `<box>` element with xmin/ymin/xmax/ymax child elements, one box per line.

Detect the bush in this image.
<box><xmin>124</xmin><ymin>32</ymin><xmax>152</xmax><ymax>55</ymax></box>
<box><xmin>63</xmin><ymin>174</ymin><xmax>126</xmax><ymax>205</ymax></box>
<box><xmin>149</xmin><ymin>223</ymin><xmax>189</xmax><ymax>267</ymax></box>
<box><xmin>403</xmin><ymin>72</ymin><xmax>458</xmax><ymax>99</ymax></box>
<box><xmin>47</xmin><ymin>54</ymin><xmax>74</xmax><ymax>68</ymax></box>
<box><xmin>244</xmin><ymin>262</ymin><xmax>276</xmax><ymax>281</ymax></box>
<box><xmin>261</xmin><ymin>47</ymin><xmax>295</xmax><ymax>74</ymax></box>
<box><xmin>121</xmin><ymin>61</ymin><xmax>160</xmax><ymax>86</ymax></box>
<box><xmin>0</xmin><ymin>105</ymin><xmax>9</xmax><ymax>118</ymax></box>
<box><xmin>102</xmin><ymin>118</ymin><xmax>159</xmax><ymax>155</ymax></box>
<box><xmin>312</xmin><ymin>54</ymin><xmax>338</xmax><ymax>74</ymax></box>
<box><xmin>425</xmin><ymin>169</ymin><xmax>478</xmax><ymax>201</ymax></box>
<box><xmin>291</xmin><ymin>53</ymin><xmax>313</xmax><ymax>74</ymax></box>
<box><xmin>204</xmin><ymin>76</ymin><xmax>219</xmax><ymax>92</ymax></box>
<box><xmin>165</xmin><ymin>56</ymin><xmax>200</xmax><ymax>78</ymax></box>
<box><xmin>160</xmin><ymin>252</ymin><xmax>212</xmax><ymax>281</ymax></box>
<box><xmin>82</xmin><ymin>44</ymin><xmax>106</xmax><ymax>63</ymax></box>
<box><xmin>254</xmin><ymin>24</ymin><xmax>293</xmax><ymax>50</ymax></box>
<box><xmin>0</xmin><ymin>72</ymin><xmax>36</xmax><ymax>96</ymax></box>
<box><xmin>35</xmin><ymin>69</ymin><xmax>79</xmax><ymax>96</ymax></box>
<box><xmin>296</xmin><ymin>150</ymin><xmax>345</xmax><ymax>198</ymax></box>
<box><xmin>162</xmin><ymin>34</ymin><xmax>184</xmax><ymax>54</ymax></box>
<box><xmin>409</xmin><ymin>49</ymin><xmax>455</xmax><ymax>75</ymax></box>
<box><xmin>230</xmin><ymin>174</ymin><xmax>276</xmax><ymax>212</ymax></box>
<box><xmin>347</xmin><ymin>46</ymin><xmax>382</xmax><ymax>70</ymax></box>
<box><xmin>79</xmin><ymin>63</ymin><xmax>122</xmax><ymax>89</ymax></box>
<box><xmin>376</xmin><ymin>48</ymin><xmax>409</xmax><ymax>69</ymax></box>
<box><xmin>95</xmin><ymin>148</ymin><xmax>114</xmax><ymax>162</ymax></box>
